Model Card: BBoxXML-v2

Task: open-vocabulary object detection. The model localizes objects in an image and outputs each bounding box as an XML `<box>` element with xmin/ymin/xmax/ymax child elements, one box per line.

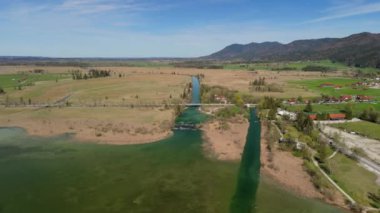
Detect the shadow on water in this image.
<box><xmin>230</xmin><ymin>109</ymin><xmax>261</xmax><ymax>213</ymax></box>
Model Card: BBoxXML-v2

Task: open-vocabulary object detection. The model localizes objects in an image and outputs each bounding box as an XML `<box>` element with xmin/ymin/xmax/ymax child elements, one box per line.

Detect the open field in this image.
<box><xmin>224</xmin><ymin>60</ymin><xmax>380</xmax><ymax>73</ymax></box>
<box><xmin>0</xmin><ymin>74</ymin><xmax>189</xmax><ymax>105</ymax></box>
<box><xmin>291</xmin><ymin>78</ymin><xmax>380</xmax><ymax>99</ymax></box>
<box><xmin>0</xmin><ymin>107</ymin><xmax>174</xmax><ymax>144</ymax></box>
<box><xmin>285</xmin><ymin>102</ymin><xmax>380</xmax><ymax>115</ymax></box>
<box><xmin>199</xmin><ymin>69</ymin><xmax>339</xmax><ymax>98</ymax></box>
<box><xmin>0</xmin><ymin>67</ymin><xmax>192</xmax><ymax>144</ymax></box>
<box><xmin>0</xmin><ymin>73</ymin><xmax>70</xmax><ymax>91</ymax></box>
<box><xmin>0</xmin><ymin>65</ymin><xmax>342</xmax><ymax>101</ymax></box>
<box><xmin>327</xmin><ymin>153</ymin><xmax>380</xmax><ymax>207</ymax></box>
<box><xmin>330</xmin><ymin>121</ymin><xmax>380</xmax><ymax>140</ymax></box>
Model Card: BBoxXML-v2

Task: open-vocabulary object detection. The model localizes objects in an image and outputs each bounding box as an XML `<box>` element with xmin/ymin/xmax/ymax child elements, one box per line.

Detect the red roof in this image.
<box><xmin>320</xmin><ymin>83</ymin><xmax>335</xmax><ymax>87</ymax></box>
<box><xmin>308</xmin><ymin>114</ymin><xmax>317</xmax><ymax>120</ymax></box>
<box><xmin>357</xmin><ymin>95</ymin><xmax>372</xmax><ymax>100</ymax></box>
<box><xmin>340</xmin><ymin>95</ymin><xmax>352</xmax><ymax>101</ymax></box>
<box><xmin>329</xmin><ymin>114</ymin><xmax>346</xmax><ymax>120</ymax></box>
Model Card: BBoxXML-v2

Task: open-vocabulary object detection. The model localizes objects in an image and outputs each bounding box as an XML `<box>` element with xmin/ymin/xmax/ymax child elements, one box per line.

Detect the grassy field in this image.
<box><xmin>224</xmin><ymin>60</ymin><xmax>380</xmax><ymax>73</ymax></box>
<box><xmin>0</xmin><ymin>74</ymin><xmax>189</xmax><ymax>105</ymax></box>
<box><xmin>285</xmin><ymin>102</ymin><xmax>380</xmax><ymax>115</ymax></box>
<box><xmin>327</xmin><ymin>153</ymin><xmax>380</xmax><ymax>206</ymax></box>
<box><xmin>0</xmin><ymin>73</ymin><xmax>70</xmax><ymax>91</ymax></box>
<box><xmin>291</xmin><ymin>78</ymin><xmax>380</xmax><ymax>99</ymax></box>
<box><xmin>330</xmin><ymin>121</ymin><xmax>380</xmax><ymax>140</ymax></box>
<box><xmin>0</xmin><ymin>65</ymin><xmax>343</xmax><ymax>100</ymax></box>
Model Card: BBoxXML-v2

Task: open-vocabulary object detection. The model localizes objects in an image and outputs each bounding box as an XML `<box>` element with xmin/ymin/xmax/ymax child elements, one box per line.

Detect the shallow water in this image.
<box><xmin>0</xmin><ymin>77</ymin><xmax>345</xmax><ymax>213</ymax></box>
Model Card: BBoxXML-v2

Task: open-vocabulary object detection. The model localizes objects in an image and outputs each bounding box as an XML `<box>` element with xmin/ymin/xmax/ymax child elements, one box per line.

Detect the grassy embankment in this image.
<box><xmin>330</xmin><ymin>121</ymin><xmax>380</xmax><ymax>140</ymax></box>
<box><xmin>327</xmin><ymin>153</ymin><xmax>380</xmax><ymax>207</ymax></box>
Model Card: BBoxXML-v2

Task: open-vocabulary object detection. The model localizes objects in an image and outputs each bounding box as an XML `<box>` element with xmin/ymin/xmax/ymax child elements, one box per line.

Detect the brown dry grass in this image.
<box><xmin>0</xmin><ymin>107</ymin><xmax>174</xmax><ymax>144</ymax></box>
<box><xmin>202</xmin><ymin>116</ymin><xmax>248</xmax><ymax>161</ymax></box>
<box><xmin>0</xmin><ymin>65</ymin><xmax>341</xmax><ymax>98</ymax></box>
<box><xmin>1</xmin><ymin>73</ymin><xmax>189</xmax><ymax>105</ymax></box>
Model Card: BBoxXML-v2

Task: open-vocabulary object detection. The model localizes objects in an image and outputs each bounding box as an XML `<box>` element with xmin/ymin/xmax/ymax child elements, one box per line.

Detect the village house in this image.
<box><xmin>214</xmin><ymin>95</ymin><xmax>228</xmax><ymax>104</ymax></box>
<box><xmin>277</xmin><ymin>109</ymin><xmax>297</xmax><ymax>120</ymax></box>
<box><xmin>339</xmin><ymin>95</ymin><xmax>352</xmax><ymax>102</ymax></box>
<box><xmin>328</xmin><ymin>113</ymin><xmax>346</xmax><ymax>120</ymax></box>
<box><xmin>323</xmin><ymin>96</ymin><xmax>340</xmax><ymax>103</ymax></box>
<box><xmin>308</xmin><ymin>114</ymin><xmax>317</xmax><ymax>120</ymax></box>
<box><xmin>356</xmin><ymin>95</ymin><xmax>373</xmax><ymax>102</ymax></box>
<box><xmin>287</xmin><ymin>98</ymin><xmax>297</xmax><ymax>105</ymax></box>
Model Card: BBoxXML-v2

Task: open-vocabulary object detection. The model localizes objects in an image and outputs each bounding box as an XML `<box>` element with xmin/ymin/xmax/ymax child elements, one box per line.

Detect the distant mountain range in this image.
<box><xmin>206</xmin><ymin>32</ymin><xmax>380</xmax><ymax>68</ymax></box>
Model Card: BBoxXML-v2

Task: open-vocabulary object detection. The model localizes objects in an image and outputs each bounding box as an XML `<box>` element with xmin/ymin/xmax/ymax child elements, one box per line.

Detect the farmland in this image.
<box><xmin>223</xmin><ymin>60</ymin><xmax>380</xmax><ymax>73</ymax></box>
<box><xmin>285</xmin><ymin>102</ymin><xmax>380</xmax><ymax>115</ymax></box>
<box><xmin>290</xmin><ymin>78</ymin><xmax>380</xmax><ymax>100</ymax></box>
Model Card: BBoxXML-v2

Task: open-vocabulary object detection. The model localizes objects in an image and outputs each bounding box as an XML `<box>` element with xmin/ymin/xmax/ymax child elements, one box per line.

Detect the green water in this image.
<box><xmin>0</xmin><ymin>76</ymin><xmax>345</xmax><ymax>213</ymax></box>
<box><xmin>230</xmin><ymin>109</ymin><xmax>261</xmax><ymax>213</ymax></box>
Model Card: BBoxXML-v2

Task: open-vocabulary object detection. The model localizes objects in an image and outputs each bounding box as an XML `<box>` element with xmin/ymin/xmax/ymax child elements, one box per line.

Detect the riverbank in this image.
<box><xmin>0</xmin><ymin>107</ymin><xmax>174</xmax><ymax>145</ymax></box>
<box><xmin>202</xmin><ymin>116</ymin><xmax>249</xmax><ymax>161</ymax></box>
<box><xmin>260</xmin><ymin>122</ymin><xmax>348</xmax><ymax>209</ymax></box>
<box><xmin>202</xmin><ymin>117</ymin><xmax>348</xmax><ymax>210</ymax></box>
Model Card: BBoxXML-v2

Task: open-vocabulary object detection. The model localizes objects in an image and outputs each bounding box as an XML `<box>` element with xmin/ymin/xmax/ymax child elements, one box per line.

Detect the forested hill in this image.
<box><xmin>206</xmin><ymin>32</ymin><xmax>380</xmax><ymax>68</ymax></box>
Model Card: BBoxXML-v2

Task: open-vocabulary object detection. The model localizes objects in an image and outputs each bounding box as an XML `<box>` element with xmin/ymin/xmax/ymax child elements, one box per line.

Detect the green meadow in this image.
<box><xmin>327</xmin><ymin>153</ymin><xmax>380</xmax><ymax>207</ymax></box>
<box><xmin>291</xmin><ymin>78</ymin><xmax>380</xmax><ymax>99</ymax></box>
<box><xmin>331</xmin><ymin>121</ymin><xmax>380</xmax><ymax>140</ymax></box>
<box><xmin>0</xmin><ymin>73</ymin><xmax>70</xmax><ymax>91</ymax></box>
<box><xmin>285</xmin><ymin>102</ymin><xmax>380</xmax><ymax>115</ymax></box>
<box><xmin>223</xmin><ymin>60</ymin><xmax>380</xmax><ymax>73</ymax></box>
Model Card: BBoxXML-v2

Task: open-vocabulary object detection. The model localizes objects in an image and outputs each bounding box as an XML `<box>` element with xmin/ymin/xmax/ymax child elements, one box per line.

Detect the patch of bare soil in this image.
<box><xmin>202</xmin><ymin>116</ymin><xmax>249</xmax><ymax>161</ymax></box>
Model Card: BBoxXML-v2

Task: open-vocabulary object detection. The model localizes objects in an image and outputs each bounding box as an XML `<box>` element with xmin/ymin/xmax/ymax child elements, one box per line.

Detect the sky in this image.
<box><xmin>0</xmin><ymin>0</ymin><xmax>379</xmax><ymax>57</ymax></box>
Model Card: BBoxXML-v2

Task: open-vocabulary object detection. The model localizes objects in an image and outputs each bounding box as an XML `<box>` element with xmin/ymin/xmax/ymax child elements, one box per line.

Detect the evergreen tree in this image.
<box><xmin>304</xmin><ymin>102</ymin><xmax>313</xmax><ymax>113</ymax></box>
<box><xmin>344</xmin><ymin>104</ymin><xmax>353</xmax><ymax>120</ymax></box>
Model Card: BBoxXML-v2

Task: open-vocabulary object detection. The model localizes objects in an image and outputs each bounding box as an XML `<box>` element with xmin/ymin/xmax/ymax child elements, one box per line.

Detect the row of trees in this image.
<box><xmin>250</xmin><ymin>77</ymin><xmax>266</xmax><ymax>86</ymax></box>
<box><xmin>71</xmin><ymin>69</ymin><xmax>111</xmax><ymax>80</ymax></box>
<box><xmin>360</xmin><ymin>107</ymin><xmax>379</xmax><ymax>123</ymax></box>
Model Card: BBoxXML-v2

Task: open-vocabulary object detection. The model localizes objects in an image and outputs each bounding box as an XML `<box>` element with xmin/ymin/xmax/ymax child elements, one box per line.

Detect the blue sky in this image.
<box><xmin>0</xmin><ymin>0</ymin><xmax>379</xmax><ymax>57</ymax></box>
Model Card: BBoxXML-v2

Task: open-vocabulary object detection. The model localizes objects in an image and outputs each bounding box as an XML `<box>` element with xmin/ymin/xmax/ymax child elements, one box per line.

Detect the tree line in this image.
<box><xmin>71</xmin><ymin>69</ymin><xmax>111</xmax><ymax>80</ymax></box>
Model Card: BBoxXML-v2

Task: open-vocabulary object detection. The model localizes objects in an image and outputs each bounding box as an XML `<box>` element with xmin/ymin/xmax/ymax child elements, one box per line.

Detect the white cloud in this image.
<box><xmin>58</xmin><ymin>0</ymin><xmax>149</xmax><ymax>14</ymax></box>
<box><xmin>310</xmin><ymin>1</ymin><xmax>380</xmax><ymax>23</ymax></box>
